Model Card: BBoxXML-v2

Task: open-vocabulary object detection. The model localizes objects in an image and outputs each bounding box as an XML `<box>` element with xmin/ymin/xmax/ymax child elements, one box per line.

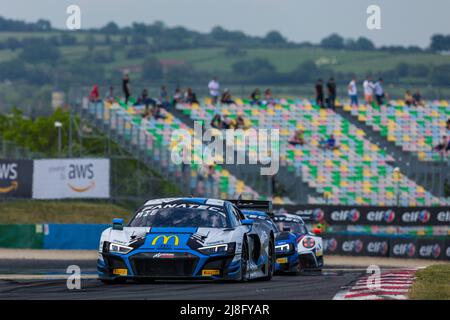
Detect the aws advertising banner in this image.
<box><xmin>32</xmin><ymin>159</ymin><xmax>110</xmax><ymax>199</ymax></box>
<box><xmin>0</xmin><ymin>159</ymin><xmax>33</xmax><ymax>198</ymax></box>
<box><xmin>273</xmin><ymin>205</ymin><xmax>450</xmax><ymax>226</ymax></box>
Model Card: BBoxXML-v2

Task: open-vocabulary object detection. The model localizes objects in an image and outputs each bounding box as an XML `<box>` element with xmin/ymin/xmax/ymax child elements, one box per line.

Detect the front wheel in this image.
<box><xmin>261</xmin><ymin>238</ymin><xmax>275</xmax><ymax>281</ymax></box>
<box><xmin>239</xmin><ymin>239</ymin><xmax>249</xmax><ymax>282</ymax></box>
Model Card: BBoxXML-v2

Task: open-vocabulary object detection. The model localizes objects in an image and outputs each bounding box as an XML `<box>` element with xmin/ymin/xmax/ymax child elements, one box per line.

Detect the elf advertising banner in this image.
<box><xmin>32</xmin><ymin>159</ymin><xmax>110</xmax><ymax>199</ymax></box>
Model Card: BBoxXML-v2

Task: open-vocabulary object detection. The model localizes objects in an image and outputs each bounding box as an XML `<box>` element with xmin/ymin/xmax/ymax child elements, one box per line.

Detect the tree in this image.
<box><xmin>19</xmin><ymin>38</ymin><xmax>60</xmax><ymax>63</ymax></box>
<box><xmin>430</xmin><ymin>34</ymin><xmax>450</xmax><ymax>52</ymax></box>
<box><xmin>263</xmin><ymin>31</ymin><xmax>287</xmax><ymax>45</ymax></box>
<box><xmin>101</xmin><ymin>22</ymin><xmax>120</xmax><ymax>34</ymax></box>
<box><xmin>320</xmin><ymin>33</ymin><xmax>345</xmax><ymax>49</ymax></box>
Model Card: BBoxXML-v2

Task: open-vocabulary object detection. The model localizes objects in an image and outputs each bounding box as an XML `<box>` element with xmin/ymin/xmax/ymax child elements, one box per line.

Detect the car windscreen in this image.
<box><xmin>274</xmin><ymin>218</ymin><xmax>307</xmax><ymax>234</ymax></box>
<box><xmin>129</xmin><ymin>205</ymin><xmax>229</xmax><ymax>228</ymax></box>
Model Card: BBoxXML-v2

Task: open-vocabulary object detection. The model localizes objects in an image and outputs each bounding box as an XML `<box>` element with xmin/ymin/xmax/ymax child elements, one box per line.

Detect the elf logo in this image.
<box><xmin>437</xmin><ymin>211</ymin><xmax>450</xmax><ymax>223</ymax></box>
<box><xmin>392</xmin><ymin>243</ymin><xmax>416</xmax><ymax>257</ymax></box>
<box><xmin>419</xmin><ymin>244</ymin><xmax>441</xmax><ymax>259</ymax></box>
<box><xmin>367</xmin><ymin>241</ymin><xmax>389</xmax><ymax>255</ymax></box>
<box><xmin>401</xmin><ymin>210</ymin><xmax>431</xmax><ymax>223</ymax></box>
<box><xmin>67</xmin><ymin>163</ymin><xmax>95</xmax><ymax>193</ymax></box>
<box><xmin>0</xmin><ymin>163</ymin><xmax>19</xmax><ymax>194</ymax></box>
<box><xmin>342</xmin><ymin>239</ymin><xmax>364</xmax><ymax>253</ymax></box>
<box><xmin>367</xmin><ymin>210</ymin><xmax>396</xmax><ymax>223</ymax></box>
<box><xmin>330</xmin><ymin>209</ymin><xmax>360</xmax><ymax>222</ymax></box>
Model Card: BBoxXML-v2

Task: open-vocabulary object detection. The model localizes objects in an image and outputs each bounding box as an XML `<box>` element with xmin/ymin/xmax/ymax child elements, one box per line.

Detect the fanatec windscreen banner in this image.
<box><xmin>0</xmin><ymin>159</ymin><xmax>33</xmax><ymax>198</ymax></box>
<box><xmin>273</xmin><ymin>205</ymin><xmax>450</xmax><ymax>226</ymax></box>
<box><xmin>32</xmin><ymin>159</ymin><xmax>110</xmax><ymax>199</ymax></box>
<box><xmin>323</xmin><ymin>233</ymin><xmax>450</xmax><ymax>260</ymax></box>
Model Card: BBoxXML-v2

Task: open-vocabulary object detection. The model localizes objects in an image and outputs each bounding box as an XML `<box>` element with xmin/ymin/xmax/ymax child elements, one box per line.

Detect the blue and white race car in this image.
<box><xmin>97</xmin><ymin>198</ymin><xmax>275</xmax><ymax>283</ymax></box>
<box><xmin>273</xmin><ymin>213</ymin><xmax>324</xmax><ymax>273</ymax></box>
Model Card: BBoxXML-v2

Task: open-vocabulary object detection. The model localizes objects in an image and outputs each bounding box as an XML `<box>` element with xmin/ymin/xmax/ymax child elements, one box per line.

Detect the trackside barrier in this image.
<box><xmin>273</xmin><ymin>204</ymin><xmax>450</xmax><ymax>226</ymax></box>
<box><xmin>323</xmin><ymin>233</ymin><xmax>450</xmax><ymax>260</ymax></box>
<box><xmin>43</xmin><ymin>224</ymin><xmax>109</xmax><ymax>250</ymax></box>
<box><xmin>0</xmin><ymin>224</ymin><xmax>44</xmax><ymax>249</ymax></box>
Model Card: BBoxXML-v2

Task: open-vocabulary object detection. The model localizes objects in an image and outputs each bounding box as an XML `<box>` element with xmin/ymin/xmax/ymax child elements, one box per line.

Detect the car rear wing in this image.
<box><xmin>227</xmin><ymin>200</ymin><xmax>273</xmax><ymax>216</ymax></box>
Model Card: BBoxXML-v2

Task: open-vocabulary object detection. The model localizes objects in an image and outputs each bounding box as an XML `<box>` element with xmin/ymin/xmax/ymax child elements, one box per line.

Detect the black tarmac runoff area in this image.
<box><xmin>0</xmin><ymin>259</ymin><xmax>365</xmax><ymax>300</ymax></box>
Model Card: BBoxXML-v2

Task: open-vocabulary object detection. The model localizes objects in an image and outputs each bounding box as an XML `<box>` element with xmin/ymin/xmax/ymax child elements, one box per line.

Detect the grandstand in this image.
<box><xmin>85</xmin><ymin>96</ymin><xmax>450</xmax><ymax>207</ymax></box>
<box><xmin>338</xmin><ymin>100</ymin><xmax>450</xmax><ymax>162</ymax></box>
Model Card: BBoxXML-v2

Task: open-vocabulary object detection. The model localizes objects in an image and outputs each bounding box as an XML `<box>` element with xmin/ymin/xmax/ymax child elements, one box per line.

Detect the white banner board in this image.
<box><xmin>33</xmin><ymin>159</ymin><xmax>110</xmax><ymax>199</ymax></box>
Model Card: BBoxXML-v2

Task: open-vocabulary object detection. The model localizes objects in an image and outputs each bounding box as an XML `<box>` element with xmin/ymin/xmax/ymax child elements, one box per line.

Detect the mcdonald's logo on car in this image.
<box><xmin>151</xmin><ymin>235</ymin><xmax>180</xmax><ymax>246</ymax></box>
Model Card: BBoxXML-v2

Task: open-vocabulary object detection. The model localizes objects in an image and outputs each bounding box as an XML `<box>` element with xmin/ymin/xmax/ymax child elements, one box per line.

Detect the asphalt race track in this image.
<box><xmin>0</xmin><ymin>259</ymin><xmax>365</xmax><ymax>299</ymax></box>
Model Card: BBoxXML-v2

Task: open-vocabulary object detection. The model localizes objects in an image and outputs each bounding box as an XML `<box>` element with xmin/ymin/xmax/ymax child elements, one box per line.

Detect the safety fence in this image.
<box><xmin>273</xmin><ymin>204</ymin><xmax>450</xmax><ymax>226</ymax></box>
<box><xmin>0</xmin><ymin>223</ymin><xmax>448</xmax><ymax>260</ymax></box>
<box><xmin>0</xmin><ymin>224</ymin><xmax>108</xmax><ymax>250</ymax></box>
<box><xmin>323</xmin><ymin>233</ymin><xmax>450</xmax><ymax>260</ymax></box>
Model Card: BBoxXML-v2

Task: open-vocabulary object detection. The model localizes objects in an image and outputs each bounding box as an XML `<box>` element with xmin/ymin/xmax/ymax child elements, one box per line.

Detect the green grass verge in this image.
<box><xmin>0</xmin><ymin>200</ymin><xmax>131</xmax><ymax>224</ymax></box>
<box><xmin>409</xmin><ymin>264</ymin><xmax>450</xmax><ymax>300</ymax></box>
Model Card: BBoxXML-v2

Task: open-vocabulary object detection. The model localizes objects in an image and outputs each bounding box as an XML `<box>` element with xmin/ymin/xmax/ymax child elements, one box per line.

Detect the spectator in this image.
<box><xmin>137</xmin><ymin>89</ymin><xmax>156</xmax><ymax>116</ymax></box>
<box><xmin>363</xmin><ymin>76</ymin><xmax>374</xmax><ymax>105</ymax></box>
<box><xmin>208</xmin><ymin>77</ymin><xmax>220</xmax><ymax>105</ymax></box>
<box><xmin>185</xmin><ymin>88</ymin><xmax>199</xmax><ymax>104</ymax></box>
<box><xmin>325</xmin><ymin>135</ymin><xmax>339</xmax><ymax>150</ymax></box>
<box><xmin>315</xmin><ymin>79</ymin><xmax>324</xmax><ymax>108</ymax></box>
<box><xmin>234</xmin><ymin>114</ymin><xmax>249</xmax><ymax>129</ymax></box>
<box><xmin>151</xmin><ymin>103</ymin><xmax>166</xmax><ymax>120</ymax></box>
<box><xmin>89</xmin><ymin>85</ymin><xmax>100</xmax><ymax>102</ymax></box>
<box><xmin>220</xmin><ymin>89</ymin><xmax>235</xmax><ymax>105</ymax></box>
<box><xmin>159</xmin><ymin>85</ymin><xmax>171</xmax><ymax>108</ymax></box>
<box><xmin>210</xmin><ymin>114</ymin><xmax>222</xmax><ymax>129</ymax></box>
<box><xmin>104</xmin><ymin>86</ymin><xmax>114</xmax><ymax>103</ymax></box>
<box><xmin>447</xmin><ymin>118</ymin><xmax>450</xmax><ymax>131</ymax></box>
<box><xmin>222</xmin><ymin>115</ymin><xmax>232</xmax><ymax>129</ymax></box>
<box><xmin>434</xmin><ymin>136</ymin><xmax>450</xmax><ymax>154</ymax></box>
<box><xmin>264</xmin><ymin>88</ymin><xmax>275</xmax><ymax>105</ymax></box>
<box><xmin>374</xmin><ymin>78</ymin><xmax>385</xmax><ymax>106</ymax></box>
<box><xmin>326</xmin><ymin>78</ymin><xmax>336</xmax><ymax>109</ymax></box>
<box><xmin>405</xmin><ymin>90</ymin><xmax>414</xmax><ymax>106</ymax></box>
<box><xmin>348</xmin><ymin>76</ymin><xmax>358</xmax><ymax>106</ymax></box>
<box><xmin>122</xmin><ymin>73</ymin><xmax>131</xmax><ymax>104</ymax></box>
<box><xmin>318</xmin><ymin>137</ymin><xmax>327</xmax><ymax>149</ymax></box>
<box><xmin>172</xmin><ymin>87</ymin><xmax>183</xmax><ymax>106</ymax></box>
<box><xmin>288</xmin><ymin>130</ymin><xmax>305</xmax><ymax>146</ymax></box>
<box><xmin>413</xmin><ymin>89</ymin><xmax>424</xmax><ymax>107</ymax></box>
<box><xmin>250</xmin><ymin>88</ymin><xmax>262</xmax><ymax>105</ymax></box>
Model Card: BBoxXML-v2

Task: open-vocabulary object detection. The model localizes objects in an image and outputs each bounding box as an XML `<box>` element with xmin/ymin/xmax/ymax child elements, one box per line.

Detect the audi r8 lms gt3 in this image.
<box><xmin>273</xmin><ymin>213</ymin><xmax>324</xmax><ymax>273</ymax></box>
<box><xmin>97</xmin><ymin>198</ymin><xmax>275</xmax><ymax>283</ymax></box>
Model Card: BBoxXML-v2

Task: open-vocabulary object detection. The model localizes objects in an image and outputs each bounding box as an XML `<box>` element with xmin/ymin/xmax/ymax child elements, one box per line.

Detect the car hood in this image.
<box><xmin>105</xmin><ymin>227</ymin><xmax>236</xmax><ymax>251</ymax></box>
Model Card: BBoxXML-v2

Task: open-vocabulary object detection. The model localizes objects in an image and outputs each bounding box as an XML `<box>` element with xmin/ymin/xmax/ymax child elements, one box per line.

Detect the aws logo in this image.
<box><xmin>0</xmin><ymin>163</ymin><xmax>19</xmax><ymax>194</ymax></box>
<box><xmin>67</xmin><ymin>163</ymin><xmax>95</xmax><ymax>193</ymax></box>
<box><xmin>151</xmin><ymin>235</ymin><xmax>180</xmax><ymax>248</ymax></box>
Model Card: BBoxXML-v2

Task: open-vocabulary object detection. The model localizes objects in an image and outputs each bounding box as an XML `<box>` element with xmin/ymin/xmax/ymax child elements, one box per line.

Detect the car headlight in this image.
<box><xmin>275</xmin><ymin>243</ymin><xmax>293</xmax><ymax>253</ymax></box>
<box><xmin>302</xmin><ymin>237</ymin><xmax>316</xmax><ymax>249</ymax></box>
<box><xmin>109</xmin><ymin>242</ymin><xmax>133</xmax><ymax>254</ymax></box>
<box><xmin>199</xmin><ymin>242</ymin><xmax>236</xmax><ymax>255</ymax></box>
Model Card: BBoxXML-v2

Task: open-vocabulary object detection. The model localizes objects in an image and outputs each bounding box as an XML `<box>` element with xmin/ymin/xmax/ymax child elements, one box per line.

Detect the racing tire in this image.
<box><xmin>239</xmin><ymin>238</ymin><xmax>249</xmax><ymax>282</ymax></box>
<box><xmin>294</xmin><ymin>257</ymin><xmax>304</xmax><ymax>275</ymax></box>
<box><xmin>260</xmin><ymin>237</ymin><xmax>275</xmax><ymax>281</ymax></box>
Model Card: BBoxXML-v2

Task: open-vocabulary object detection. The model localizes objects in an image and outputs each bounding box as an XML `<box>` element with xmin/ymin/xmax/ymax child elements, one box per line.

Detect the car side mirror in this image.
<box><xmin>283</xmin><ymin>226</ymin><xmax>291</xmax><ymax>232</ymax></box>
<box><xmin>241</xmin><ymin>219</ymin><xmax>254</xmax><ymax>226</ymax></box>
<box><xmin>112</xmin><ymin>218</ymin><xmax>124</xmax><ymax>230</ymax></box>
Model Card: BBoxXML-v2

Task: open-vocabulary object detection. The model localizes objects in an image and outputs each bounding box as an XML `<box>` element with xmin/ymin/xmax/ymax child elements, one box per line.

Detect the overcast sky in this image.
<box><xmin>0</xmin><ymin>0</ymin><xmax>448</xmax><ymax>47</ymax></box>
